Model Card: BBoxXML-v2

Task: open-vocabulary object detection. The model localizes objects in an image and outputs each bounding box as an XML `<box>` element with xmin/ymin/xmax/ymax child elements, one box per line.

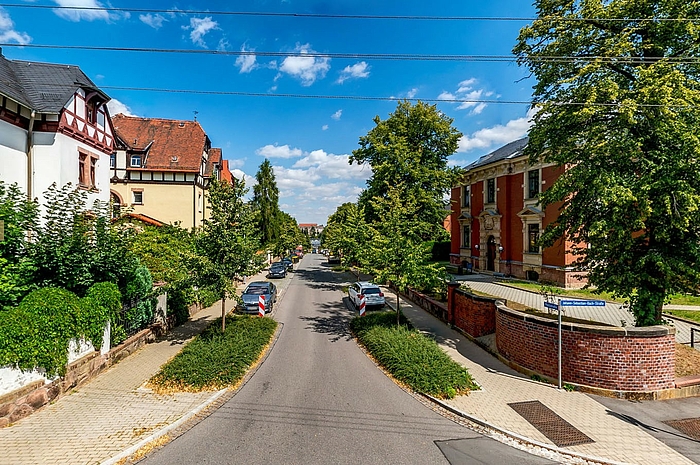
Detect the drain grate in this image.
<box><xmin>508</xmin><ymin>400</ymin><xmax>594</xmax><ymax>448</ymax></box>
<box><xmin>663</xmin><ymin>418</ymin><xmax>700</xmax><ymax>441</ymax></box>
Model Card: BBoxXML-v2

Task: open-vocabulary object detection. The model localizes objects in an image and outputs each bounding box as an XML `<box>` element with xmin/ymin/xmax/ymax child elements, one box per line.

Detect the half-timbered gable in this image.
<box><xmin>110</xmin><ymin>115</ymin><xmax>231</xmax><ymax>229</ymax></box>
<box><xmin>0</xmin><ymin>49</ymin><xmax>114</xmax><ymax>204</ymax></box>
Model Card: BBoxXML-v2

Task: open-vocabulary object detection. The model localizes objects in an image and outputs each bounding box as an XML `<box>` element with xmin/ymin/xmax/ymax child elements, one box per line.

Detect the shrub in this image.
<box><xmin>351</xmin><ymin>312</ymin><xmax>478</xmax><ymax>399</ymax></box>
<box><xmin>149</xmin><ymin>316</ymin><xmax>277</xmax><ymax>391</ymax></box>
<box><xmin>0</xmin><ymin>287</ymin><xmax>112</xmax><ymax>376</ymax></box>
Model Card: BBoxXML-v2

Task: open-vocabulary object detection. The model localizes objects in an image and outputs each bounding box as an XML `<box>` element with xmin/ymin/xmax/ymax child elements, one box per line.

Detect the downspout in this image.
<box><xmin>26</xmin><ymin>110</ymin><xmax>36</xmax><ymax>200</ymax></box>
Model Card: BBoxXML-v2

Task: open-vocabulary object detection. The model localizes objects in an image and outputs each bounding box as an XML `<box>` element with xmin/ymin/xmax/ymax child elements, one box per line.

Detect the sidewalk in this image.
<box><xmin>388</xmin><ymin>285</ymin><xmax>699</xmax><ymax>465</ymax></box>
<box><xmin>0</xmin><ymin>270</ymin><xmax>272</xmax><ymax>465</ymax></box>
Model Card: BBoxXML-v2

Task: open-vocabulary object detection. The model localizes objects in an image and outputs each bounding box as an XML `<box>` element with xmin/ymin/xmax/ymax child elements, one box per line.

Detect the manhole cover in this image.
<box><xmin>509</xmin><ymin>400</ymin><xmax>594</xmax><ymax>448</ymax></box>
<box><xmin>663</xmin><ymin>418</ymin><xmax>700</xmax><ymax>441</ymax></box>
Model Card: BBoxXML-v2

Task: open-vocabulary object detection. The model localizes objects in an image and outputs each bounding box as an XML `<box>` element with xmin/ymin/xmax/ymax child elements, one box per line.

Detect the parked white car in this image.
<box><xmin>348</xmin><ymin>282</ymin><xmax>386</xmax><ymax>309</ymax></box>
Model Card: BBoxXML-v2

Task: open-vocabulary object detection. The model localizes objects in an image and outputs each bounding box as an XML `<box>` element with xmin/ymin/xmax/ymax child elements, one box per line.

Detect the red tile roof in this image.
<box><xmin>220</xmin><ymin>159</ymin><xmax>233</xmax><ymax>184</ymax></box>
<box><xmin>112</xmin><ymin>114</ymin><xmax>209</xmax><ymax>172</ymax></box>
<box><xmin>205</xmin><ymin>148</ymin><xmax>222</xmax><ymax>177</ymax></box>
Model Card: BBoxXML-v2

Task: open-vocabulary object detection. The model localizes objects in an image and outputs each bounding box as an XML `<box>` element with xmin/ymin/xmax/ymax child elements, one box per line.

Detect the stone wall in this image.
<box><xmin>0</xmin><ymin>328</ymin><xmax>154</xmax><ymax>427</ymax></box>
<box><xmin>495</xmin><ymin>303</ymin><xmax>676</xmax><ymax>392</ymax></box>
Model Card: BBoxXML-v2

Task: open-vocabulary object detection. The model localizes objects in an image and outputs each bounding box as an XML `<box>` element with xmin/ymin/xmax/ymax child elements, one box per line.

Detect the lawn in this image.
<box><xmin>148</xmin><ymin>316</ymin><xmax>277</xmax><ymax>392</ymax></box>
<box><xmin>665</xmin><ymin>310</ymin><xmax>700</xmax><ymax>324</ymax></box>
<box><xmin>350</xmin><ymin>312</ymin><xmax>478</xmax><ymax>399</ymax></box>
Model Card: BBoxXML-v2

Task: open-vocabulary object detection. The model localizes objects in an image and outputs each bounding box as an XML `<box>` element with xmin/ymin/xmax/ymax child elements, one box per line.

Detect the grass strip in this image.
<box><xmin>350</xmin><ymin>312</ymin><xmax>478</xmax><ymax>399</ymax></box>
<box><xmin>665</xmin><ymin>310</ymin><xmax>700</xmax><ymax>324</ymax></box>
<box><xmin>149</xmin><ymin>316</ymin><xmax>277</xmax><ymax>392</ymax></box>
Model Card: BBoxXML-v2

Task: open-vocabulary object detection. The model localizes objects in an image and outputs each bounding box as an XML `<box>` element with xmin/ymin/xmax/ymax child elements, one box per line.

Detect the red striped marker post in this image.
<box><xmin>359</xmin><ymin>295</ymin><xmax>366</xmax><ymax>317</ymax></box>
<box><xmin>258</xmin><ymin>295</ymin><xmax>265</xmax><ymax>317</ymax></box>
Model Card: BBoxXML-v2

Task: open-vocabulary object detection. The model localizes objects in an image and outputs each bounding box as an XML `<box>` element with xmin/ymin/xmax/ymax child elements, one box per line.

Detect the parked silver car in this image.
<box><xmin>348</xmin><ymin>281</ymin><xmax>385</xmax><ymax>309</ymax></box>
<box><xmin>238</xmin><ymin>281</ymin><xmax>277</xmax><ymax>314</ymax></box>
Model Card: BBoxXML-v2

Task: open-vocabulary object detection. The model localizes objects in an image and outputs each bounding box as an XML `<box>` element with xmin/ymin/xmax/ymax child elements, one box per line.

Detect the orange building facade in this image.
<box><xmin>450</xmin><ymin>138</ymin><xmax>585</xmax><ymax>288</ymax></box>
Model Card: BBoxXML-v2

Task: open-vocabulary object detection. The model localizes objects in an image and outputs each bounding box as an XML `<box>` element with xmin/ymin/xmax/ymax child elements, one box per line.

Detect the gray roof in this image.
<box><xmin>466</xmin><ymin>137</ymin><xmax>529</xmax><ymax>170</ymax></box>
<box><xmin>0</xmin><ymin>50</ymin><xmax>107</xmax><ymax>114</ymax></box>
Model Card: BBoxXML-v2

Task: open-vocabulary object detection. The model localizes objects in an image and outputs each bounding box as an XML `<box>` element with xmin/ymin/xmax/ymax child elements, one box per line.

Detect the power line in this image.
<box><xmin>2</xmin><ymin>43</ymin><xmax>700</xmax><ymax>65</ymax></box>
<box><xmin>0</xmin><ymin>3</ymin><xmax>696</xmax><ymax>22</ymax></box>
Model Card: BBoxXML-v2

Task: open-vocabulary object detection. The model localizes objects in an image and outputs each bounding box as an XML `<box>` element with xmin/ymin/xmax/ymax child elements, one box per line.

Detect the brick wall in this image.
<box><xmin>495</xmin><ymin>304</ymin><xmax>676</xmax><ymax>391</ymax></box>
<box><xmin>448</xmin><ymin>285</ymin><xmax>499</xmax><ymax>338</ymax></box>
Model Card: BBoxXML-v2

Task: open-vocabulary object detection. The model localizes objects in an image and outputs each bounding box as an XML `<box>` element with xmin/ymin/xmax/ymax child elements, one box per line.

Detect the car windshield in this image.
<box><xmin>245</xmin><ymin>286</ymin><xmax>268</xmax><ymax>295</ymax></box>
<box><xmin>363</xmin><ymin>287</ymin><xmax>381</xmax><ymax>294</ymax></box>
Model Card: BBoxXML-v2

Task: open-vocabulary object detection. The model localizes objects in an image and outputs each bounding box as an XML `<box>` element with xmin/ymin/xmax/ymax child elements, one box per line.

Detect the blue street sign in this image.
<box><xmin>559</xmin><ymin>300</ymin><xmax>606</xmax><ymax>307</ymax></box>
<box><xmin>544</xmin><ymin>301</ymin><xmax>558</xmax><ymax>310</ymax></box>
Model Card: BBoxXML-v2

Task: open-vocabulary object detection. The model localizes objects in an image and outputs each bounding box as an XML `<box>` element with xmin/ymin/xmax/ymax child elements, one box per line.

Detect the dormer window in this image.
<box><xmin>109</xmin><ymin>153</ymin><xmax>115</xmax><ymax>168</ymax></box>
<box><xmin>86</xmin><ymin>100</ymin><xmax>97</xmax><ymax>124</ymax></box>
<box><xmin>131</xmin><ymin>155</ymin><xmax>142</xmax><ymax>167</ymax></box>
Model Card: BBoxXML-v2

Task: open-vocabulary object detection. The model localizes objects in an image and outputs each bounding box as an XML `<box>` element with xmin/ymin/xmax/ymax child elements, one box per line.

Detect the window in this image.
<box><xmin>528</xmin><ymin>169</ymin><xmax>540</xmax><ymax>199</ymax></box>
<box><xmin>86</xmin><ymin>100</ymin><xmax>97</xmax><ymax>124</ymax></box>
<box><xmin>78</xmin><ymin>150</ymin><xmax>98</xmax><ymax>189</ymax></box>
<box><xmin>132</xmin><ymin>190</ymin><xmax>143</xmax><ymax>205</ymax></box>
<box><xmin>462</xmin><ymin>185</ymin><xmax>470</xmax><ymax>207</ymax></box>
<box><xmin>78</xmin><ymin>153</ymin><xmax>87</xmax><ymax>187</ymax></box>
<box><xmin>89</xmin><ymin>157</ymin><xmax>97</xmax><ymax>188</ymax></box>
<box><xmin>130</xmin><ymin>155</ymin><xmax>142</xmax><ymax>167</ymax></box>
<box><xmin>528</xmin><ymin>224</ymin><xmax>540</xmax><ymax>253</ymax></box>
<box><xmin>109</xmin><ymin>153</ymin><xmax>115</xmax><ymax>168</ymax></box>
<box><xmin>487</xmin><ymin>178</ymin><xmax>496</xmax><ymax>204</ymax></box>
<box><xmin>462</xmin><ymin>225</ymin><xmax>471</xmax><ymax>248</ymax></box>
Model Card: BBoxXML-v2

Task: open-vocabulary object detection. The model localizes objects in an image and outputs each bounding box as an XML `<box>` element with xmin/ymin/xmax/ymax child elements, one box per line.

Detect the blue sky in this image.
<box><xmin>0</xmin><ymin>0</ymin><xmax>537</xmax><ymax>224</ymax></box>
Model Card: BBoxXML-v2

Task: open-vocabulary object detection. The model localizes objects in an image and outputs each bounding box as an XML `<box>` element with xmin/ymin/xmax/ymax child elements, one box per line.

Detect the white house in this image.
<box><xmin>0</xmin><ymin>49</ymin><xmax>114</xmax><ymax>204</ymax></box>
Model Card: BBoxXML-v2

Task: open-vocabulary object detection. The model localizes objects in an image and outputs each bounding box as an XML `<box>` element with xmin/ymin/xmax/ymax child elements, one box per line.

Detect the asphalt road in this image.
<box><xmin>140</xmin><ymin>254</ymin><xmax>553</xmax><ymax>465</ymax></box>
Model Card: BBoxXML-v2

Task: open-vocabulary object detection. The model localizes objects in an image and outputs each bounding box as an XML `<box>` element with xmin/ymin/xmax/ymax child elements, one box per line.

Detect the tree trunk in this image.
<box><xmin>395</xmin><ymin>289</ymin><xmax>401</xmax><ymax>327</ymax></box>
<box><xmin>221</xmin><ymin>296</ymin><xmax>226</xmax><ymax>332</ymax></box>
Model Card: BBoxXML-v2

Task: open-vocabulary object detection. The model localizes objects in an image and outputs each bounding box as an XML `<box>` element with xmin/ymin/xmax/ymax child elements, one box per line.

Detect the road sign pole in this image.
<box><xmin>359</xmin><ymin>296</ymin><xmax>366</xmax><ymax>317</ymax></box>
<box><xmin>258</xmin><ymin>295</ymin><xmax>265</xmax><ymax>317</ymax></box>
<box><xmin>558</xmin><ymin>298</ymin><xmax>562</xmax><ymax>390</ymax></box>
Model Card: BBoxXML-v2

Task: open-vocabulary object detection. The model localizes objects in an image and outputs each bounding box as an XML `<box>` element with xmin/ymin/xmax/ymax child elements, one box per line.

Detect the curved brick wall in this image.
<box><xmin>495</xmin><ymin>304</ymin><xmax>676</xmax><ymax>392</ymax></box>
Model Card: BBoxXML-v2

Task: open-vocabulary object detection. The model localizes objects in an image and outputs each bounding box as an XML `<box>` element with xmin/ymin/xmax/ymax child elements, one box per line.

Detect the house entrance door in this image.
<box><xmin>487</xmin><ymin>236</ymin><xmax>496</xmax><ymax>271</ymax></box>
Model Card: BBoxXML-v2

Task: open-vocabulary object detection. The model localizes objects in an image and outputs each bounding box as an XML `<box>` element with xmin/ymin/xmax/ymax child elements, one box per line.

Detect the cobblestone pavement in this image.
<box><xmin>391</xmin><ymin>289</ymin><xmax>697</xmax><ymax>465</ymax></box>
<box><xmin>0</xmin><ymin>268</ymin><xmax>289</xmax><ymax>465</ymax></box>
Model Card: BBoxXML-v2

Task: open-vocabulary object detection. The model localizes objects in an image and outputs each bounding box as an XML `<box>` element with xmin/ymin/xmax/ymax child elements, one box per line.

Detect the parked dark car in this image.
<box><xmin>280</xmin><ymin>257</ymin><xmax>294</xmax><ymax>271</ymax></box>
<box><xmin>268</xmin><ymin>263</ymin><xmax>287</xmax><ymax>279</ymax></box>
<box><xmin>237</xmin><ymin>281</ymin><xmax>277</xmax><ymax>314</ymax></box>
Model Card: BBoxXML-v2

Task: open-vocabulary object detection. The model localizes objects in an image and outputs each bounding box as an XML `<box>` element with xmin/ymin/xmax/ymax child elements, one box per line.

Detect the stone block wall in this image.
<box><xmin>0</xmin><ymin>328</ymin><xmax>154</xmax><ymax>427</ymax></box>
<box><xmin>495</xmin><ymin>304</ymin><xmax>676</xmax><ymax>392</ymax></box>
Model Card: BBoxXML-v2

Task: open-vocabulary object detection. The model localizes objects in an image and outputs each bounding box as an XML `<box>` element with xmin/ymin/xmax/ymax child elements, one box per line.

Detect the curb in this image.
<box><xmin>424</xmin><ymin>395</ymin><xmax>627</xmax><ymax>465</ymax></box>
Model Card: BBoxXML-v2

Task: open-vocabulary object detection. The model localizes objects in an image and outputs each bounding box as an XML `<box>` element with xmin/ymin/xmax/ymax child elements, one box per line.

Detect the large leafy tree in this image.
<box><xmin>192</xmin><ymin>178</ymin><xmax>262</xmax><ymax>331</ymax></box>
<box><xmin>514</xmin><ymin>0</ymin><xmax>700</xmax><ymax>325</ymax></box>
<box><xmin>251</xmin><ymin>159</ymin><xmax>282</xmax><ymax>247</ymax></box>
<box><xmin>276</xmin><ymin>212</ymin><xmax>308</xmax><ymax>256</ymax></box>
<box><xmin>322</xmin><ymin>202</ymin><xmax>372</xmax><ymax>268</ymax></box>
<box><xmin>349</xmin><ymin>100</ymin><xmax>462</xmax><ymax>241</ymax></box>
<box><xmin>363</xmin><ymin>185</ymin><xmax>446</xmax><ymax>325</ymax></box>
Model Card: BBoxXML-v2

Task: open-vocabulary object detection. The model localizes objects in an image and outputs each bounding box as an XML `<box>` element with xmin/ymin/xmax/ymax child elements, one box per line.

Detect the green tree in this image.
<box><xmin>275</xmin><ymin>212</ymin><xmax>308</xmax><ymax>257</ymax></box>
<box><xmin>350</xmin><ymin>100</ymin><xmax>462</xmax><ymax>241</ymax></box>
<box><xmin>322</xmin><ymin>203</ymin><xmax>372</xmax><ymax>267</ymax></box>
<box><xmin>363</xmin><ymin>186</ymin><xmax>446</xmax><ymax>325</ymax></box>
<box><xmin>192</xmin><ymin>178</ymin><xmax>262</xmax><ymax>331</ymax></box>
<box><xmin>28</xmin><ymin>184</ymin><xmax>137</xmax><ymax>298</ymax></box>
<box><xmin>514</xmin><ymin>0</ymin><xmax>700</xmax><ymax>325</ymax></box>
<box><xmin>251</xmin><ymin>159</ymin><xmax>282</xmax><ymax>247</ymax></box>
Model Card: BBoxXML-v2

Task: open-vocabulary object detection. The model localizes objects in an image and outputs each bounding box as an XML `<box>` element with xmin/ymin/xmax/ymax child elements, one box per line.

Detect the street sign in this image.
<box><xmin>258</xmin><ymin>295</ymin><xmax>265</xmax><ymax>317</ymax></box>
<box><xmin>559</xmin><ymin>299</ymin><xmax>605</xmax><ymax>307</ymax></box>
<box><xmin>544</xmin><ymin>301</ymin><xmax>558</xmax><ymax>310</ymax></box>
<box><xmin>359</xmin><ymin>296</ymin><xmax>366</xmax><ymax>317</ymax></box>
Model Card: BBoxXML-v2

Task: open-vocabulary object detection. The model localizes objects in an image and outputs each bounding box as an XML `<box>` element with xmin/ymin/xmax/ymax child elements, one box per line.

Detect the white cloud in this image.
<box><xmin>0</xmin><ymin>9</ymin><xmax>31</xmax><ymax>44</ymax></box>
<box><xmin>52</xmin><ymin>0</ymin><xmax>121</xmax><ymax>22</ymax></box>
<box><xmin>279</xmin><ymin>43</ymin><xmax>330</xmax><ymax>86</ymax></box>
<box><xmin>322</xmin><ymin>125</ymin><xmax>329</xmax><ymax>131</ymax></box>
<box><xmin>231</xmin><ymin>169</ymin><xmax>256</xmax><ymax>190</ymax></box>
<box><xmin>457</xmin><ymin>109</ymin><xmax>535</xmax><ymax>153</ymax></box>
<box><xmin>227</xmin><ymin>158</ymin><xmax>246</xmax><ymax>169</ymax></box>
<box><xmin>337</xmin><ymin>61</ymin><xmax>370</xmax><ymax>84</ymax></box>
<box><xmin>440</xmin><ymin>78</ymin><xmax>493</xmax><ymax>115</ymax></box>
<box><xmin>235</xmin><ymin>44</ymin><xmax>257</xmax><ymax>73</ymax></box>
<box><xmin>106</xmin><ymin>98</ymin><xmax>136</xmax><ymax>117</ymax></box>
<box><xmin>139</xmin><ymin>13</ymin><xmax>165</xmax><ymax>29</ymax></box>
<box><xmin>291</xmin><ymin>149</ymin><xmax>371</xmax><ymax>181</ymax></box>
<box><xmin>184</xmin><ymin>17</ymin><xmax>218</xmax><ymax>48</ymax></box>
<box><xmin>406</xmin><ymin>88</ymin><xmax>418</xmax><ymax>99</ymax></box>
<box><xmin>256</xmin><ymin>144</ymin><xmax>303</xmax><ymax>159</ymax></box>
<box><xmin>331</xmin><ymin>110</ymin><xmax>342</xmax><ymax>121</ymax></box>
